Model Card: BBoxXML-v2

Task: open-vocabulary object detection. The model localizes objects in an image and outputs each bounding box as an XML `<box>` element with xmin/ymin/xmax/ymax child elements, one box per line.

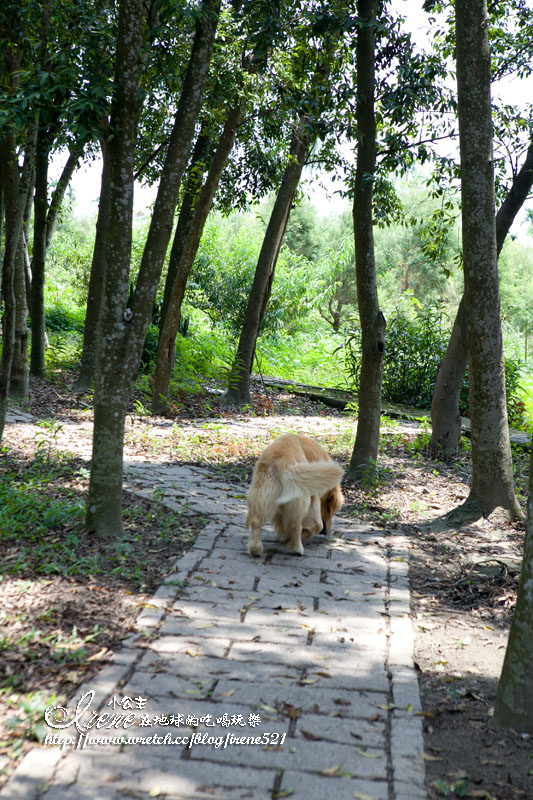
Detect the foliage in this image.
<box><xmin>499</xmin><ymin>237</ymin><xmax>533</xmax><ymax>364</ymax></box>
<box><xmin>502</xmin><ymin>358</ymin><xmax>527</xmax><ymax>427</ymax></box>
<box><xmin>256</xmin><ymin>323</ymin><xmax>345</xmax><ymax>388</ymax></box>
<box><xmin>0</xmin><ymin>448</ymin><xmax>198</xmax><ymax>589</ymax></box>
<box><xmin>344</xmin><ymin>295</ymin><xmax>528</xmax><ymax>426</ymax></box>
<box><xmin>344</xmin><ymin>298</ymin><xmax>449</xmax><ymax>409</ymax></box>
<box><xmin>44</xmin><ymin>303</ymin><xmax>85</xmax><ymax>334</ymax></box>
<box><xmin>3</xmin><ymin>691</ymin><xmax>55</xmax><ymax>752</ymax></box>
<box><xmin>187</xmin><ymin>221</ymin><xmax>319</xmax><ymax>334</ymax></box>
<box><xmin>139</xmin><ymin>324</ymin><xmax>160</xmax><ymax>372</ymax></box>
<box><xmin>277</xmin><ymin>198</ymin><xmax>322</xmax><ymax>261</ymax></box>
<box><xmin>375</xmin><ymin>179</ymin><xmax>462</xmax><ymax>306</ymax></box>
<box><xmin>459</xmin><ymin>354</ymin><xmax>527</xmax><ymax>428</ymax></box>
<box><xmin>0</xmin><ymin>457</ymin><xmax>85</xmax><ymax>550</ymax></box>
<box><xmin>46</xmin><ymin>219</ymin><xmax>95</xmax><ymax>307</ymax></box>
<box><xmin>37</xmin><ymin>192</ymin><xmax>533</xmax><ymax>423</ymax></box>
<box><xmin>171</xmin><ymin>313</ymin><xmax>234</xmax><ymax>388</ymax></box>
<box><xmin>315</xmin><ymin>239</ymin><xmax>358</xmax><ymax>332</ymax></box>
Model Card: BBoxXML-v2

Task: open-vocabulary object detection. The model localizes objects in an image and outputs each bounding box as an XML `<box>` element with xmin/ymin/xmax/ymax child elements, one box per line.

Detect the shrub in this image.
<box><xmin>344</xmin><ymin>303</ymin><xmax>449</xmax><ymax>409</ymax></box>
<box><xmin>45</xmin><ymin>303</ymin><xmax>85</xmax><ymax>333</ymax></box>
<box><xmin>344</xmin><ymin>301</ymin><xmax>527</xmax><ymax>426</ymax></box>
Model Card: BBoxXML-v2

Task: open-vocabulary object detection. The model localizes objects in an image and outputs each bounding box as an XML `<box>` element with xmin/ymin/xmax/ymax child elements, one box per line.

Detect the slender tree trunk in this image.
<box><xmin>30</xmin><ymin>132</ymin><xmax>49</xmax><ymax>376</ymax></box>
<box><xmin>158</xmin><ymin>127</ymin><xmax>212</xmax><ymax>332</ymax></box>
<box><xmin>131</xmin><ymin>0</ymin><xmax>220</xmax><ymax>324</ymax></box>
<box><xmin>347</xmin><ymin>0</ymin><xmax>384</xmax><ymax>480</ymax></box>
<box><xmin>0</xmin><ymin>125</ymin><xmax>37</xmax><ymax>440</ymax></box>
<box><xmin>494</xmin><ymin>440</ymin><xmax>533</xmax><ymax>731</ymax></box>
<box><xmin>152</xmin><ymin>103</ymin><xmax>242</xmax><ymax>414</ymax></box>
<box><xmin>75</xmin><ymin>140</ymin><xmax>111</xmax><ymax>392</ymax></box>
<box><xmin>454</xmin><ymin>0</ymin><xmax>522</xmax><ymax>519</ymax></box>
<box><xmin>10</xmin><ymin>239</ymin><xmax>30</xmax><ymax>399</ymax></box>
<box><xmin>430</xmin><ymin>141</ymin><xmax>533</xmax><ymax>456</ymax></box>
<box><xmin>29</xmin><ymin>143</ymin><xmax>81</xmax><ymax>377</ymax></box>
<box><xmin>22</xmin><ymin>231</ymin><xmax>32</xmax><ymax>309</ymax></box>
<box><xmin>226</xmin><ymin>121</ymin><xmax>310</xmax><ymax>406</ymax></box>
<box><xmin>86</xmin><ymin>0</ymin><xmax>219</xmax><ymax>534</ymax></box>
<box><xmin>45</xmin><ymin>148</ymin><xmax>80</xmax><ymax>250</ymax></box>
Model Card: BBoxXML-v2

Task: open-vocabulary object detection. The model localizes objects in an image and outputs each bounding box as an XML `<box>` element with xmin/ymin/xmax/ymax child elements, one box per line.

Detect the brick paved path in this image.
<box><xmin>1</xmin><ymin>413</ymin><xmax>427</xmax><ymax>800</ymax></box>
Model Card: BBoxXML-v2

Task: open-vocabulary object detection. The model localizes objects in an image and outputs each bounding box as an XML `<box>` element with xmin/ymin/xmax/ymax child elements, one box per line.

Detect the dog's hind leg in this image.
<box><xmin>285</xmin><ymin>523</ymin><xmax>304</xmax><ymax>555</ymax></box>
<box><xmin>276</xmin><ymin>500</ymin><xmax>305</xmax><ymax>556</ymax></box>
<box><xmin>246</xmin><ymin>512</ymin><xmax>264</xmax><ymax>557</ymax></box>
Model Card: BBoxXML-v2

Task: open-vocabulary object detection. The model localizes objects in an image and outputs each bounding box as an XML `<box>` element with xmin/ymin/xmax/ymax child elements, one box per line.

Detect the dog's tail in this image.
<box><xmin>276</xmin><ymin>461</ymin><xmax>343</xmax><ymax>506</ymax></box>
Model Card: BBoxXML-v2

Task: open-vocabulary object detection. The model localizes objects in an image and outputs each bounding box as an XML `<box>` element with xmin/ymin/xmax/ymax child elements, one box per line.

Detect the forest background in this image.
<box><xmin>44</xmin><ymin>176</ymin><xmax>533</xmax><ymax>425</ymax></box>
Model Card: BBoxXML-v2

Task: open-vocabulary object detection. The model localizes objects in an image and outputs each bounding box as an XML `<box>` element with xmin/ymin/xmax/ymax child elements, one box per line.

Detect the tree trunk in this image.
<box><xmin>46</xmin><ymin>148</ymin><xmax>80</xmax><ymax>250</ymax></box>
<box><xmin>152</xmin><ymin>103</ymin><xmax>242</xmax><ymax>414</ymax></box>
<box><xmin>493</xmin><ymin>443</ymin><xmax>533</xmax><ymax>731</ymax></box>
<box><xmin>158</xmin><ymin>127</ymin><xmax>212</xmax><ymax>332</ymax></box>
<box><xmin>75</xmin><ymin>140</ymin><xmax>111</xmax><ymax>392</ymax></box>
<box><xmin>0</xmin><ymin>124</ymin><xmax>37</xmax><ymax>441</ymax></box>
<box><xmin>10</xmin><ymin>239</ymin><xmax>30</xmax><ymax>400</ymax></box>
<box><xmin>85</xmin><ymin>0</ymin><xmax>150</xmax><ymax>535</ymax></box>
<box><xmin>131</xmin><ymin>0</ymin><xmax>220</xmax><ymax>324</ymax></box>
<box><xmin>226</xmin><ymin>121</ymin><xmax>310</xmax><ymax>406</ymax></box>
<box><xmin>429</xmin><ymin>295</ymin><xmax>468</xmax><ymax>457</ymax></box>
<box><xmin>30</xmin><ymin>132</ymin><xmax>49</xmax><ymax>377</ymax></box>
<box><xmin>430</xmin><ymin>142</ymin><xmax>533</xmax><ymax>456</ymax></box>
<box><xmin>29</xmin><ymin>143</ymin><xmax>81</xmax><ymax>378</ymax></box>
<box><xmin>347</xmin><ymin>0</ymin><xmax>384</xmax><ymax>480</ymax></box>
<box><xmin>454</xmin><ymin>0</ymin><xmax>522</xmax><ymax>519</ymax></box>
<box><xmin>86</xmin><ymin>0</ymin><xmax>219</xmax><ymax>534</ymax></box>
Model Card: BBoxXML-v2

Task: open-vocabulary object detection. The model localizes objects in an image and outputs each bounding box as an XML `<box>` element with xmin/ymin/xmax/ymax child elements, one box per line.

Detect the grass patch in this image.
<box><xmin>256</xmin><ymin>325</ymin><xmax>346</xmax><ymax>388</ymax></box>
<box><xmin>0</xmin><ymin>447</ymin><xmax>204</xmax><ymax>592</ymax></box>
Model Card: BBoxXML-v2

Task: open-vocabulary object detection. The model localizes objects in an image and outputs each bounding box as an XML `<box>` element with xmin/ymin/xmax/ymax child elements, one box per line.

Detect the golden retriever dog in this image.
<box><xmin>246</xmin><ymin>433</ymin><xmax>344</xmax><ymax>557</ymax></box>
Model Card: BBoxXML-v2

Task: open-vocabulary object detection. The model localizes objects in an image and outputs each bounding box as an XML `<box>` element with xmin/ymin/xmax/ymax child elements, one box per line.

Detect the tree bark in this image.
<box><xmin>226</xmin><ymin>120</ymin><xmax>310</xmax><ymax>406</ymax></box>
<box><xmin>10</xmin><ymin>239</ymin><xmax>30</xmax><ymax>399</ymax></box>
<box><xmin>158</xmin><ymin>127</ymin><xmax>212</xmax><ymax>333</ymax></box>
<box><xmin>29</xmin><ymin>140</ymin><xmax>81</xmax><ymax>377</ymax></box>
<box><xmin>454</xmin><ymin>0</ymin><xmax>522</xmax><ymax>519</ymax></box>
<box><xmin>86</xmin><ymin>0</ymin><xmax>219</xmax><ymax>534</ymax></box>
<box><xmin>347</xmin><ymin>0</ymin><xmax>384</xmax><ymax>480</ymax></box>
<box><xmin>85</xmin><ymin>0</ymin><xmax>149</xmax><ymax>534</ymax></box>
<box><xmin>131</xmin><ymin>0</ymin><xmax>220</xmax><ymax>329</ymax></box>
<box><xmin>30</xmin><ymin>130</ymin><xmax>49</xmax><ymax>377</ymax></box>
<box><xmin>46</xmin><ymin>149</ymin><xmax>80</xmax><ymax>249</ymax></box>
<box><xmin>0</xmin><ymin>123</ymin><xmax>37</xmax><ymax>440</ymax></box>
<box><xmin>152</xmin><ymin>103</ymin><xmax>242</xmax><ymax>414</ymax></box>
<box><xmin>493</xmin><ymin>443</ymin><xmax>533</xmax><ymax>730</ymax></box>
<box><xmin>75</xmin><ymin>140</ymin><xmax>111</xmax><ymax>392</ymax></box>
<box><xmin>430</xmin><ymin>142</ymin><xmax>533</xmax><ymax>457</ymax></box>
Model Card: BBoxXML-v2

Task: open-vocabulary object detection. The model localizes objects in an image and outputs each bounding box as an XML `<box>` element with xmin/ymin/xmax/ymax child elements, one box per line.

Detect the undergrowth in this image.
<box><xmin>0</xmin><ymin>448</ymin><xmax>202</xmax><ymax>592</ymax></box>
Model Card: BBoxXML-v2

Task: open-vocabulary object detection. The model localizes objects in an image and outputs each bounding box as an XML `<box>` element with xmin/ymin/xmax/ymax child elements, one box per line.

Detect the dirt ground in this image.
<box><xmin>1</xmin><ymin>375</ymin><xmax>532</xmax><ymax>799</ymax></box>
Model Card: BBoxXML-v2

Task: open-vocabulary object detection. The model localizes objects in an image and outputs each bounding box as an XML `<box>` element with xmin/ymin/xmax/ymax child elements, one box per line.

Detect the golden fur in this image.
<box><xmin>246</xmin><ymin>433</ymin><xmax>344</xmax><ymax>557</ymax></box>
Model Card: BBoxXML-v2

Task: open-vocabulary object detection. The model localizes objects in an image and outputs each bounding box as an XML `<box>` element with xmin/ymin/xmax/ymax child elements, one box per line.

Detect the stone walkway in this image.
<box><xmin>1</xmin><ymin>411</ymin><xmax>427</xmax><ymax>800</ymax></box>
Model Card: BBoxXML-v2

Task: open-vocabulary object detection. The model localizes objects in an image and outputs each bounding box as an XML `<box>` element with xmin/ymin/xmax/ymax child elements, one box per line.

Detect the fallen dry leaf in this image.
<box><xmin>300</xmin><ymin>729</ymin><xmax>323</xmax><ymax>741</ymax></box>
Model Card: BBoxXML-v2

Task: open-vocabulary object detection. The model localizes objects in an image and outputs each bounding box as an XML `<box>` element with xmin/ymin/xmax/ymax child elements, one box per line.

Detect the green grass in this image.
<box><xmin>256</xmin><ymin>324</ymin><xmax>346</xmax><ymax>388</ymax></box>
<box><xmin>0</xmin><ymin>452</ymin><xmax>86</xmax><ymax>576</ymax></box>
<box><xmin>0</xmin><ymin>448</ymin><xmax>200</xmax><ymax>590</ymax></box>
